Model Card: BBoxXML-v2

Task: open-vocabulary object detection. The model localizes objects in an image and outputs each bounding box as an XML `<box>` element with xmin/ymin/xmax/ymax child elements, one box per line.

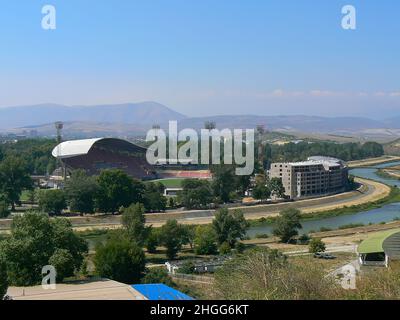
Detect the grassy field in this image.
<box><xmin>151</xmin><ymin>178</ymin><xmax>185</xmax><ymax>188</ymax></box>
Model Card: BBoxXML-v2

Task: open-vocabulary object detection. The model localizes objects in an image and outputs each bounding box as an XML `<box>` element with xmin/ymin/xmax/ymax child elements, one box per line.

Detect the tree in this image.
<box><xmin>64</xmin><ymin>169</ymin><xmax>98</xmax><ymax>214</ymax></box>
<box><xmin>143</xmin><ymin>182</ymin><xmax>167</xmax><ymax>212</ymax></box>
<box><xmin>180</xmin><ymin>225</ymin><xmax>195</xmax><ymax>249</ymax></box>
<box><xmin>38</xmin><ymin>189</ymin><xmax>67</xmax><ymax>215</ymax></box>
<box><xmin>178</xmin><ymin>179</ymin><xmax>213</xmax><ymax>209</ymax></box>
<box><xmin>142</xmin><ymin>267</ymin><xmax>174</xmax><ymax>287</ymax></box>
<box><xmin>159</xmin><ymin>220</ymin><xmax>185</xmax><ymax>260</ymax></box>
<box><xmin>273</xmin><ymin>208</ymin><xmax>302</xmax><ymax>243</ymax></box>
<box><xmin>194</xmin><ymin>225</ymin><xmax>218</xmax><ymax>255</ymax></box>
<box><xmin>212</xmin><ymin>208</ymin><xmax>250</xmax><ymax>248</ymax></box>
<box><xmin>252</xmin><ymin>182</ymin><xmax>270</xmax><ymax>200</ymax></box>
<box><xmin>0</xmin><ymin>212</ymin><xmax>88</xmax><ymax>286</ymax></box>
<box><xmin>95</xmin><ymin>169</ymin><xmax>145</xmax><ymax>213</ymax></box>
<box><xmin>0</xmin><ymin>156</ymin><xmax>33</xmax><ymax>211</ymax></box>
<box><xmin>211</xmin><ymin>165</ymin><xmax>237</xmax><ymax>203</ymax></box>
<box><xmin>308</xmin><ymin>238</ymin><xmax>326</xmax><ymax>253</ymax></box>
<box><xmin>0</xmin><ymin>259</ymin><xmax>7</xmax><ymax>300</ymax></box>
<box><xmin>268</xmin><ymin>177</ymin><xmax>286</xmax><ymax>198</ymax></box>
<box><xmin>0</xmin><ymin>197</ymin><xmax>10</xmax><ymax>218</ymax></box>
<box><xmin>145</xmin><ymin>227</ymin><xmax>160</xmax><ymax>254</ymax></box>
<box><xmin>48</xmin><ymin>249</ymin><xmax>75</xmax><ymax>282</ymax></box>
<box><xmin>121</xmin><ymin>203</ymin><xmax>148</xmax><ymax>246</ymax></box>
<box><xmin>94</xmin><ymin>235</ymin><xmax>145</xmax><ymax>284</ymax></box>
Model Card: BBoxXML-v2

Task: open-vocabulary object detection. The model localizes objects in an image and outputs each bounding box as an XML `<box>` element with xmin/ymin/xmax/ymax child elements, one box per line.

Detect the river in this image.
<box><xmin>247</xmin><ymin>161</ymin><xmax>400</xmax><ymax>238</ymax></box>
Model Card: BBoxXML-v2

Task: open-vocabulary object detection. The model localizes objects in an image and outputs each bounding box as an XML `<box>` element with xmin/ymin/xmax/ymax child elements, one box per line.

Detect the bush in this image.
<box><xmin>308</xmin><ymin>238</ymin><xmax>326</xmax><ymax>254</ymax></box>
<box><xmin>178</xmin><ymin>261</ymin><xmax>196</xmax><ymax>274</ymax></box>
<box><xmin>272</xmin><ymin>208</ymin><xmax>302</xmax><ymax>243</ymax></box>
<box><xmin>94</xmin><ymin>235</ymin><xmax>145</xmax><ymax>284</ymax></box>
<box><xmin>146</xmin><ymin>228</ymin><xmax>160</xmax><ymax>254</ymax></box>
<box><xmin>234</xmin><ymin>242</ymin><xmax>246</xmax><ymax>254</ymax></box>
<box><xmin>297</xmin><ymin>233</ymin><xmax>310</xmax><ymax>244</ymax></box>
<box><xmin>38</xmin><ymin>189</ymin><xmax>67</xmax><ymax>215</ymax></box>
<box><xmin>142</xmin><ymin>267</ymin><xmax>174</xmax><ymax>287</ymax></box>
<box><xmin>48</xmin><ymin>248</ymin><xmax>75</xmax><ymax>282</ymax></box>
<box><xmin>194</xmin><ymin>225</ymin><xmax>218</xmax><ymax>255</ymax></box>
<box><xmin>219</xmin><ymin>242</ymin><xmax>231</xmax><ymax>255</ymax></box>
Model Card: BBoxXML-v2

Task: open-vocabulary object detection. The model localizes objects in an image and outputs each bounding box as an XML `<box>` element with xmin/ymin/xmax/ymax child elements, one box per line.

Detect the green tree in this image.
<box><xmin>95</xmin><ymin>169</ymin><xmax>145</xmax><ymax>213</ymax></box>
<box><xmin>268</xmin><ymin>177</ymin><xmax>286</xmax><ymax>198</ymax></box>
<box><xmin>212</xmin><ymin>208</ymin><xmax>250</xmax><ymax>248</ymax></box>
<box><xmin>94</xmin><ymin>235</ymin><xmax>145</xmax><ymax>284</ymax></box>
<box><xmin>0</xmin><ymin>156</ymin><xmax>33</xmax><ymax>211</ymax></box>
<box><xmin>142</xmin><ymin>267</ymin><xmax>174</xmax><ymax>287</ymax></box>
<box><xmin>121</xmin><ymin>203</ymin><xmax>148</xmax><ymax>246</ymax></box>
<box><xmin>194</xmin><ymin>225</ymin><xmax>218</xmax><ymax>255</ymax></box>
<box><xmin>0</xmin><ymin>212</ymin><xmax>88</xmax><ymax>286</ymax></box>
<box><xmin>273</xmin><ymin>208</ymin><xmax>302</xmax><ymax>243</ymax></box>
<box><xmin>180</xmin><ymin>225</ymin><xmax>195</xmax><ymax>249</ymax></box>
<box><xmin>64</xmin><ymin>169</ymin><xmax>98</xmax><ymax>214</ymax></box>
<box><xmin>252</xmin><ymin>182</ymin><xmax>271</xmax><ymax>200</ymax></box>
<box><xmin>159</xmin><ymin>220</ymin><xmax>184</xmax><ymax>260</ymax></box>
<box><xmin>211</xmin><ymin>165</ymin><xmax>236</xmax><ymax>203</ymax></box>
<box><xmin>308</xmin><ymin>238</ymin><xmax>326</xmax><ymax>253</ymax></box>
<box><xmin>143</xmin><ymin>182</ymin><xmax>167</xmax><ymax>212</ymax></box>
<box><xmin>178</xmin><ymin>179</ymin><xmax>213</xmax><ymax>209</ymax></box>
<box><xmin>0</xmin><ymin>259</ymin><xmax>7</xmax><ymax>299</ymax></box>
<box><xmin>145</xmin><ymin>227</ymin><xmax>160</xmax><ymax>253</ymax></box>
<box><xmin>38</xmin><ymin>189</ymin><xmax>67</xmax><ymax>215</ymax></box>
<box><xmin>48</xmin><ymin>249</ymin><xmax>75</xmax><ymax>282</ymax></box>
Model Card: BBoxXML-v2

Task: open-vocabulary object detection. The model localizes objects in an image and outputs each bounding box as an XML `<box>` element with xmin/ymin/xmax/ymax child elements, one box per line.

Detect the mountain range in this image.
<box><xmin>1</xmin><ymin>102</ymin><xmax>400</xmax><ymax>141</ymax></box>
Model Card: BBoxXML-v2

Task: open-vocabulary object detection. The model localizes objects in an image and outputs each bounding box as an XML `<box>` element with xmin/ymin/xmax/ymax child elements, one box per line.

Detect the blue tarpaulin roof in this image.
<box><xmin>132</xmin><ymin>284</ymin><xmax>194</xmax><ymax>300</ymax></box>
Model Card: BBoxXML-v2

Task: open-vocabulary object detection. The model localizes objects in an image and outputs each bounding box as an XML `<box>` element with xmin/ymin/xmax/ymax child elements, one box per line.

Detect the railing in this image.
<box><xmin>171</xmin><ymin>273</ymin><xmax>214</xmax><ymax>283</ymax></box>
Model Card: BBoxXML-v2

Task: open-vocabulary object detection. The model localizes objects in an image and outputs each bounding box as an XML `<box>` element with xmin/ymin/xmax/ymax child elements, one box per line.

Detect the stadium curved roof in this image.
<box><xmin>52</xmin><ymin>138</ymin><xmax>146</xmax><ymax>159</ymax></box>
<box><xmin>358</xmin><ymin>229</ymin><xmax>400</xmax><ymax>255</ymax></box>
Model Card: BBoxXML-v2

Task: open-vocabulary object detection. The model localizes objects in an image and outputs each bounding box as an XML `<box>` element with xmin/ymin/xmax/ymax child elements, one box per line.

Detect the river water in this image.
<box><xmin>247</xmin><ymin>161</ymin><xmax>400</xmax><ymax>238</ymax></box>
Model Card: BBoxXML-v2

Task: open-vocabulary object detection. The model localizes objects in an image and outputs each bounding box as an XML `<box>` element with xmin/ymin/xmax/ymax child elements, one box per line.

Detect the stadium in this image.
<box><xmin>52</xmin><ymin>138</ymin><xmax>157</xmax><ymax>180</ymax></box>
<box><xmin>52</xmin><ymin>138</ymin><xmax>212</xmax><ymax>181</ymax></box>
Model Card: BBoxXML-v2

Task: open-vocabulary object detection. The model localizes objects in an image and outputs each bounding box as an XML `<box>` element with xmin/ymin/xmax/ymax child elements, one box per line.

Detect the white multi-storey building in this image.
<box><xmin>268</xmin><ymin>156</ymin><xmax>349</xmax><ymax>199</ymax></box>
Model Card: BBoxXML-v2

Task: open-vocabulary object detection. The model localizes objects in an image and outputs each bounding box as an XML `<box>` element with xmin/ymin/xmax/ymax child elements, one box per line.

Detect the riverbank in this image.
<box><xmin>347</xmin><ymin>155</ymin><xmax>400</xmax><ymax>168</ymax></box>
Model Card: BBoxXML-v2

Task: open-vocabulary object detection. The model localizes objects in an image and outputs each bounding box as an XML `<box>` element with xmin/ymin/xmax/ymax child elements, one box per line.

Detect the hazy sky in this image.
<box><xmin>0</xmin><ymin>0</ymin><xmax>399</xmax><ymax>118</ymax></box>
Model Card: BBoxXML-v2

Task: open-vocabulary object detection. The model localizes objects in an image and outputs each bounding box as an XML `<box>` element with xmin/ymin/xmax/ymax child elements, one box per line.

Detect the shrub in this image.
<box><xmin>38</xmin><ymin>189</ymin><xmax>67</xmax><ymax>215</ymax></box>
<box><xmin>308</xmin><ymin>238</ymin><xmax>326</xmax><ymax>254</ymax></box>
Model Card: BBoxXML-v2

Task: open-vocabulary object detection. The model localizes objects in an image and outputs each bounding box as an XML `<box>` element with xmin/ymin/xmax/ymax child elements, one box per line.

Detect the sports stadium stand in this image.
<box><xmin>52</xmin><ymin>138</ymin><xmax>157</xmax><ymax>180</ymax></box>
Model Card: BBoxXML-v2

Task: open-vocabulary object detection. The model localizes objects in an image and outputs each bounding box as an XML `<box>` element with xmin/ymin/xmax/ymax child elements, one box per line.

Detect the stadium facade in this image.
<box><xmin>52</xmin><ymin>138</ymin><xmax>156</xmax><ymax>180</ymax></box>
<box><xmin>268</xmin><ymin>156</ymin><xmax>349</xmax><ymax>199</ymax></box>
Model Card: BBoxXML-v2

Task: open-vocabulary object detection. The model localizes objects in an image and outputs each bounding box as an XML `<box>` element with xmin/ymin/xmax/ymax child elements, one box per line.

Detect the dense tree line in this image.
<box><xmin>0</xmin><ymin>139</ymin><xmax>57</xmax><ymax>175</ymax></box>
<box><xmin>38</xmin><ymin>169</ymin><xmax>167</xmax><ymax>215</ymax></box>
<box><xmin>262</xmin><ymin>141</ymin><xmax>384</xmax><ymax>164</ymax></box>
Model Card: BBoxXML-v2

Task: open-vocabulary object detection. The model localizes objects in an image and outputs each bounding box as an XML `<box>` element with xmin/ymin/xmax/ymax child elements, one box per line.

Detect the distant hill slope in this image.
<box><xmin>0</xmin><ymin>102</ymin><xmax>186</xmax><ymax>129</ymax></box>
<box><xmin>178</xmin><ymin>115</ymin><xmax>387</xmax><ymax>132</ymax></box>
<box><xmin>2</xmin><ymin>102</ymin><xmax>400</xmax><ymax>141</ymax></box>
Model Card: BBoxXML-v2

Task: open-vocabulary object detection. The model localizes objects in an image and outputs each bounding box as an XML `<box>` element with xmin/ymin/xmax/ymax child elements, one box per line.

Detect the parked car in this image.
<box><xmin>314</xmin><ymin>252</ymin><xmax>336</xmax><ymax>259</ymax></box>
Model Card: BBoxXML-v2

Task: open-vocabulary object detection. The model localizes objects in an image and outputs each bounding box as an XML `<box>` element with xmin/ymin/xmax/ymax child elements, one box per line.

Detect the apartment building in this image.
<box><xmin>268</xmin><ymin>156</ymin><xmax>349</xmax><ymax>199</ymax></box>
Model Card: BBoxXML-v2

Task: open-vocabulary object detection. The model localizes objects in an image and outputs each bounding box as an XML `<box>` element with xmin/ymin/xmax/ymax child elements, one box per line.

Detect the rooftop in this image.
<box><xmin>358</xmin><ymin>229</ymin><xmax>400</xmax><ymax>254</ymax></box>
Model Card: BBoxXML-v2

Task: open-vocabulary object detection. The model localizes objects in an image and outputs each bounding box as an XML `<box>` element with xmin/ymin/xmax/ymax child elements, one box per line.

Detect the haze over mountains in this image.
<box><xmin>1</xmin><ymin>102</ymin><xmax>400</xmax><ymax>140</ymax></box>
